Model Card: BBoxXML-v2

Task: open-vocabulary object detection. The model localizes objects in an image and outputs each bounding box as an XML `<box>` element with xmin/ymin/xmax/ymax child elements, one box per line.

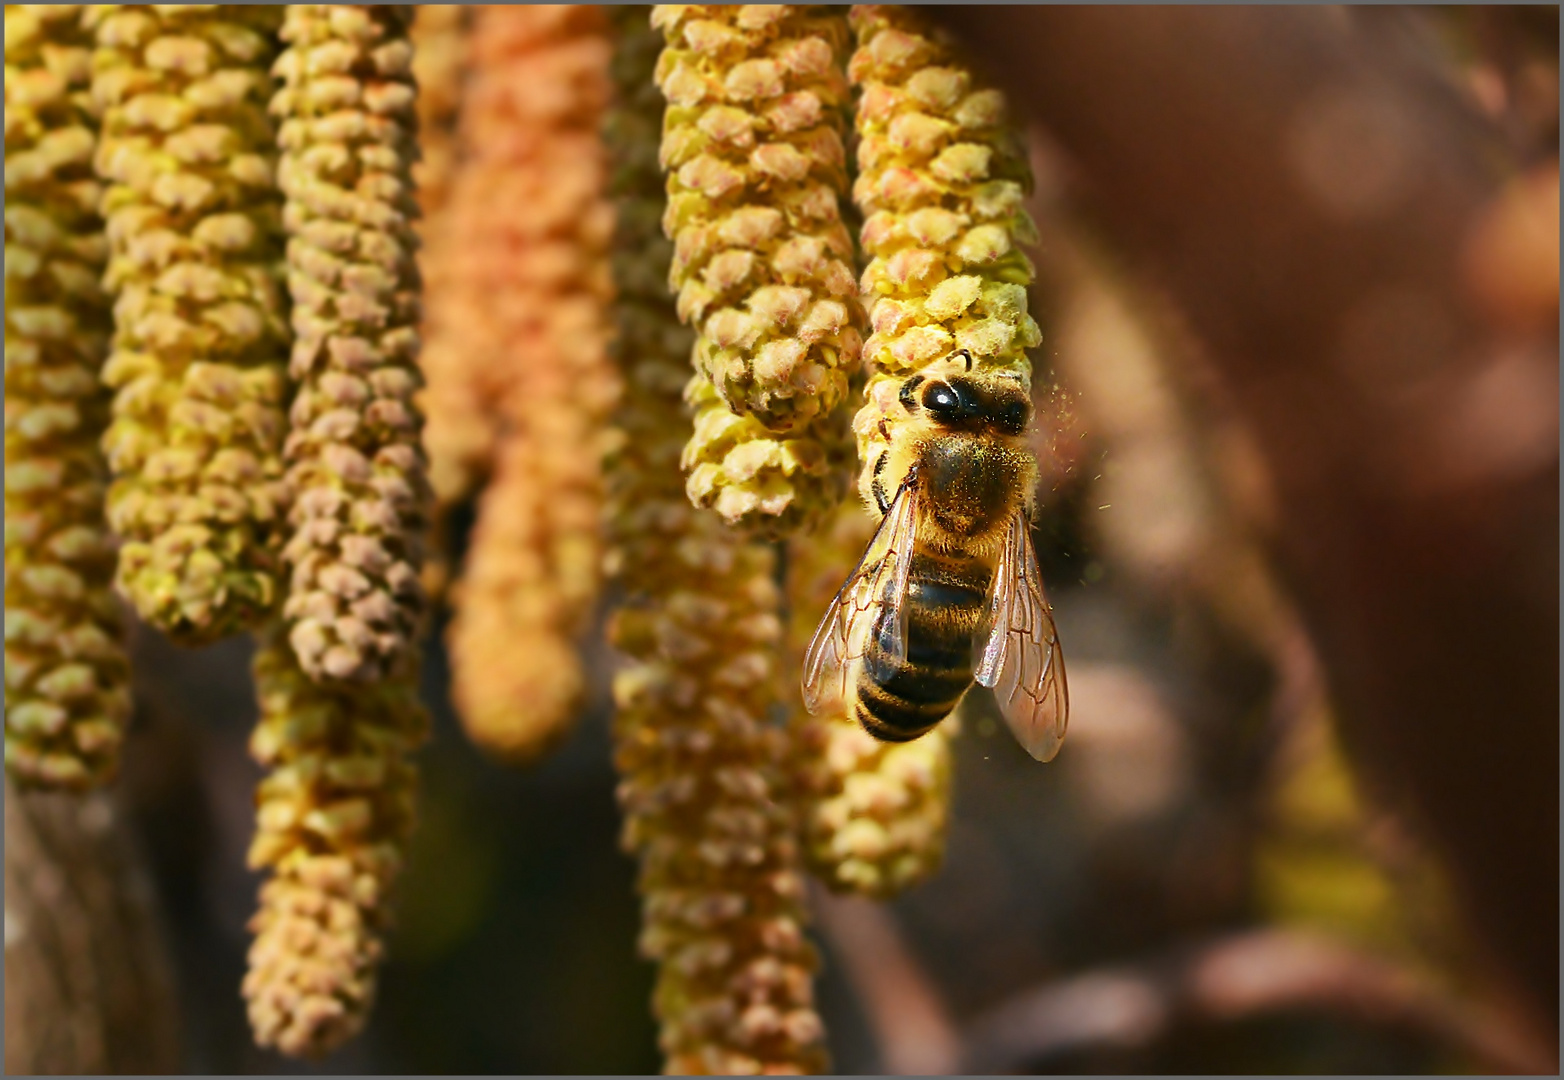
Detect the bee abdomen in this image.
<box><xmin>855</xmin><ymin>567</ymin><xmax>986</xmax><ymax>742</ymax></box>
<box><xmin>854</xmin><ymin>676</ymin><xmax>966</xmax><ymax>743</ymax></box>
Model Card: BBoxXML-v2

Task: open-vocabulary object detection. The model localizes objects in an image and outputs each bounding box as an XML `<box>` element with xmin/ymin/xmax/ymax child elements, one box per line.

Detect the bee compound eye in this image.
<box><xmin>923</xmin><ymin>382</ymin><xmax>960</xmax><ymax>416</ymax></box>
<box><xmin>1001</xmin><ymin>400</ymin><xmax>1029</xmax><ymax>432</ymax></box>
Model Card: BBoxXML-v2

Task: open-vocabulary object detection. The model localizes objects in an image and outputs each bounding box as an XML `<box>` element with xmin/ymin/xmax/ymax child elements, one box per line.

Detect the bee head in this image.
<box><xmin>900</xmin><ymin>371</ymin><xmax>1032</xmax><ymax>436</ymax></box>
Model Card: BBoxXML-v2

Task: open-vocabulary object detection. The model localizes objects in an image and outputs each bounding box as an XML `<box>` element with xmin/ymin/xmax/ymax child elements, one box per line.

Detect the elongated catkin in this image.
<box><xmin>5</xmin><ymin>3</ymin><xmax>133</xmax><ymax>790</ymax></box>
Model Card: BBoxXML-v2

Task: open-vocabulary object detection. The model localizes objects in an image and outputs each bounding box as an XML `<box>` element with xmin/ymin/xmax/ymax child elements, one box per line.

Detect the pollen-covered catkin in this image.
<box><xmin>417</xmin><ymin>4</ymin><xmax>615</xmax><ymax>506</ymax></box>
<box><xmin>270</xmin><ymin>5</ymin><xmax>428</xmax><ymax>685</ymax></box>
<box><xmin>88</xmin><ymin>4</ymin><xmax>290</xmax><ymax>643</ymax></box>
<box><xmin>448</xmin><ymin>433</ymin><xmax>596</xmax><ymax>763</ymax></box>
<box><xmin>607</xmin><ymin>9</ymin><xmax>828</xmax><ymax>1072</ymax></box>
<box><xmin>681</xmin><ymin>368</ymin><xmax>851</xmax><ymax>536</ymax></box>
<box><xmin>847</xmin><ymin>5</ymin><xmax>1042</xmax><ymax>506</ymax></box>
<box><xmin>654</xmin><ymin>3</ymin><xmax>861</xmax><ymax>534</ymax></box>
<box><xmin>789</xmin><ymin>502</ymin><xmax>953</xmax><ymax>899</ymax></box>
<box><xmin>4</xmin><ymin>4</ymin><xmax>133</xmax><ymax>790</ymax></box>
<box><xmin>243</xmin><ymin>628</ymin><xmax>427</xmax><ymax>1059</ymax></box>
<box><xmin>442</xmin><ymin>4</ymin><xmax>618</xmax><ymax>764</ymax></box>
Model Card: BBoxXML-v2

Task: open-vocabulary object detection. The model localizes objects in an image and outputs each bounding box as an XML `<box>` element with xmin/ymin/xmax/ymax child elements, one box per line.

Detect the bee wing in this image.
<box><xmin>974</xmin><ymin>511</ymin><xmax>1069</xmax><ymax>761</ymax></box>
<box><xmin>801</xmin><ymin>478</ymin><xmax>920</xmax><ymax>715</ymax></box>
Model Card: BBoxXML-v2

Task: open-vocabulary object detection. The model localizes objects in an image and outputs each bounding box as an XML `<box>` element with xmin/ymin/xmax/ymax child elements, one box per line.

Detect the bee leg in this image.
<box><xmin>898</xmin><ymin>375</ymin><xmax>925</xmax><ymax>411</ymax></box>
<box><xmin>872</xmin><ymin>451</ymin><xmax>890</xmax><ymax>514</ymax></box>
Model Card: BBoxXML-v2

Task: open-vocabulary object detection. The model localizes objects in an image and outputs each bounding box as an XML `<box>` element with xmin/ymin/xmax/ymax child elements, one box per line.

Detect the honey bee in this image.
<box><xmin>802</xmin><ymin>350</ymin><xmax>1068</xmax><ymax>761</ymax></box>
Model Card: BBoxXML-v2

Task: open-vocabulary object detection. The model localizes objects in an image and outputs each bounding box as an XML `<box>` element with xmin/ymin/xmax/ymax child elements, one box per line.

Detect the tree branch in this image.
<box><xmin>810</xmin><ymin>885</ymin><xmax>960</xmax><ymax>1075</ymax></box>
<box><xmin>4</xmin><ymin>779</ymin><xmax>182</xmax><ymax>1074</ymax></box>
<box><xmin>960</xmin><ymin>928</ymin><xmax>1557</xmax><ymax>1075</ymax></box>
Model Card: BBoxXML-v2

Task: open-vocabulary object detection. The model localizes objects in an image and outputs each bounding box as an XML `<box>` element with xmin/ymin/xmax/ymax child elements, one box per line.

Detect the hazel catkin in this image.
<box><xmin>89</xmin><ymin>3</ymin><xmax>291</xmax><ymax>643</ymax></box>
<box><xmin>441</xmin><ymin>5</ymin><xmax>619</xmax><ymax>764</ymax></box>
<box><xmin>5</xmin><ymin>3</ymin><xmax>133</xmax><ymax>790</ymax></box>
<box><xmin>607</xmin><ymin>9</ymin><xmax>829</xmax><ymax>1072</ymax></box>
<box><xmin>788</xmin><ymin>501</ymin><xmax>953</xmax><ymax>899</ymax></box>
<box><xmin>847</xmin><ymin>5</ymin><xmax>1042</xmax><ymax>508</ymax></box>
<box><xmin>654</xmin><ymin>4</ymin><xmax>861</xmax><ymax>534</ymax></box>
<box><xmin>270</xmin><ymin>4</ymin><xmax>429</xmax><ymax>684</ymax></box>
<box><xmin>242</xmin><ymin>628</ymin><xmax>427</xmax><ymax>1058</ymax></box>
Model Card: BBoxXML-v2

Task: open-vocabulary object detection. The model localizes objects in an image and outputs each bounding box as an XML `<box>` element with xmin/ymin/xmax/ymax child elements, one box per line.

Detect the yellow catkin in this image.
<box><xmin>442</xmin><ymin>5</ymin><xmax>618</xmax><ymax>764</ymax></box>
<box><xmin>88</xmin><ymin>4</ymin><xmax>290</xmax><ymax>643</ymax></box>
<box><xmin>653</xmin><ymin>3</ymin><xmax>860</xmax><ymax>534</ymax></box>
<box><xmin>242</xmin><ymin>628</ymin><xmax>427</xmax><ymax>1059</ymax></box>
<box><xmin>4</xmin><ymin>4</ymin><xmax>133</xmax><ymax>790</ymax></box>
<box><xmin>788</xmin><ymin>500</ymin><xmax>953</xmax><ymax>899</ymax></box>
<box><xmin>847</xmin><ymin>5</ymin><xmax>1042</xmax><ymax>504</ymax></box>
<box><xmin>270</xmin><ymin>5</ymin><xmax>429</xmax><ymax>685</ymax></box>
<box><xmin>607</xmin><ymin>9</ymin><xmax>828</xmax><ymax>1072</ymax></box>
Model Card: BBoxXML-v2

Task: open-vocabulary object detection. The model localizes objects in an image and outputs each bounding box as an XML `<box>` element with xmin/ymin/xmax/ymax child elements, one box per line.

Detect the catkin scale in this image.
<box><xmin>5</xmin><ymin>3</ymin><xmax>133</xmax><ymax>790</ymax></box>
<box><xmin>270</xmin><ymin>4</ymin><xmax>428</xmax><ymax>685</ymax></box>
<box><xmin>847</xmin><ymin>5</ymin><xmax>1042</xmax><ymax>509</ymax></box>
<box><xmin>88</xmin><ymin>3</ymin><xmax>290</xmax><ymax>643</ymax></box>
<box><xmin>242</xmin><ymin>628</ymin><xmax>427</xmax><ymax>1059</ymax></box>
<box><xmin>654</xmin><ymin>3</ymin><xmax>860</xmax><ymax>534</ymax></box>
<box><xmin>608</xmin><ymin>9</ymin><xmax>828</xmax><ymax>1072</ymax></box>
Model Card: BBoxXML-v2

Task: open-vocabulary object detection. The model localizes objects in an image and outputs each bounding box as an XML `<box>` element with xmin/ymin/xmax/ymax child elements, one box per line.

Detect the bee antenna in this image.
<box><xmin>959</xmin><ymin>349</ymin><xmax>973</xmax><ymax>372</ymax></box>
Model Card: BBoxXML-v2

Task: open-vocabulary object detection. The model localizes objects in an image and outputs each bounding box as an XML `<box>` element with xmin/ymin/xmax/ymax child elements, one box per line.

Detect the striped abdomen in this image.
<box><xmin>854</xmin><ymin>552</ymin><xmax>991</xmax><ymax>742</ymax></box>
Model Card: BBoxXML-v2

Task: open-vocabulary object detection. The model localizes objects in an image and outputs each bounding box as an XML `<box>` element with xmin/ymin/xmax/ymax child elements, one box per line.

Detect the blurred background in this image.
<box><xmin>10</xmin><ymin>5</ymin><xmax>1556</xmax><ymax>1075</ymax></box>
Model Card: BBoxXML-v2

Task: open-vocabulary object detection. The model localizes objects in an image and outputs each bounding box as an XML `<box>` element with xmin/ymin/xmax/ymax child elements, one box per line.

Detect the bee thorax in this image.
<box><xmin>917</xmin><ymin>435</ymin><xmax>1021</xmax><ymax>540</ymax></box>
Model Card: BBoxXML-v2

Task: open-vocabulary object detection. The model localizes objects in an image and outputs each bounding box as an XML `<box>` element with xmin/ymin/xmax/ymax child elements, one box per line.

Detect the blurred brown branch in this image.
<box><xmin>935</xmin><ymin>5</ymin><xmax>1559</xmax><ymax>1034</ymax></box>
<box><xmin>960</xmin><ymin>927</ymin><xmax>1557</xmax><ymax>1075</ymax></box>
<box><xmin>4</xmin><ymin>779</ymin><xmax>181</xmax><ymax>1074</ymax></box>
<box><xmin>811</xmin><ymin>886</ymin><xmax>960</xmax><ymax>1075</ymax></box>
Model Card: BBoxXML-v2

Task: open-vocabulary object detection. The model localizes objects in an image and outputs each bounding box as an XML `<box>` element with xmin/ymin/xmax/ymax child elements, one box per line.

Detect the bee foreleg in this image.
<box><xmin>871</xmin><ymin>451</ymin><xmax>890</xmax><ymax>514</ymax></box>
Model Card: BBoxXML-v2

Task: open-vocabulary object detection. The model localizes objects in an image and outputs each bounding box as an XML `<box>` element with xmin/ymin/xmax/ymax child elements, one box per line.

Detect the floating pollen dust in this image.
<box><xmin>653</xmin><ymin>4</ymin><xmax>862</xmax><ymax>534</ymax></box>
<box><xmin>606</xmin><ymin>8</ymin><xmax>828</xmax><ymax>1072</ymax></box>
<box><xmin>847</xmin><ymin>4</ymin><xmax>1043</xmax><ymax>505</ymax></box>
<box><xmin>789</xmin><ymin>500</ymin><xmax>953</xmax><ymax>899</ymax></box>
<box><xmin>4</xmin><ymin>4</ymin><xmax>133</xmax><ymax>790</ymax></box>
<box><xmin>270</xmin><ymin>4</ymin><xmax>428</xmax><ymax>684</ymax></box>
<box><xmin>243</xmin><ymin>628</ymin><xmax>428</xmax><ymax>1059</ymax></box>
<box><xmin>88</xmin><ymin>4</ymin><xmax>291</xmax><ymax>643</ymax></box>
<box><xmin>442</xmin><ymin>4</ymin><xmax>619</xmax><ymax>764</ymax></box>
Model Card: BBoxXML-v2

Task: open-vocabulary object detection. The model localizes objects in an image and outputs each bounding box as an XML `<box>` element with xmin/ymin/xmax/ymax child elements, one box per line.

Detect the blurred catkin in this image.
<box><xmin>408</xmin><ymin>4</ymin><xmax>468</xmax><ymax>218</ymax></box>
<box><xmin>407</xmin><ymin>4</ymin><xmax>469</xmax><ymax>606</ymax></box>
<box><xmin>88</xmin><ymin>4</ymin><xmax>290</xmax><ymax>643</ymax></box>
<box><xmin>4</xmin><ymin>4</ymin><xmax>133</xmax><ymax>790</ymax></box>
<box><xmin>789</xmin><ymin>501</ymin><xmax>953</xmax><ymax>899</ymax></box>
<box><xmin>653</xmin><ymin>4</ymin><xmax>860</xmax><ymax>534</ymax></box>
<box><xmin>270</xmin><ymin>5</ymin><xmax>428</xmax><ymax>685</ymax></box>
<box><xmin>607</xmin><ymin>8</ymin><xmax>828</xmax><ymax>1072</ymax></box>
<box><xmin>243</xmin><ymin>628</ymin><xmax>427</xmax><ymax>1059</ymax></box>
<box><xmin>847</xmin><ymin>5</ymin><xmax>1042</xmax><ymax>505</ymax></box>
<box><xmin>442</xmin><ymin>5</ymin><xmax>618</xmax><ymax>763</ymax></box>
